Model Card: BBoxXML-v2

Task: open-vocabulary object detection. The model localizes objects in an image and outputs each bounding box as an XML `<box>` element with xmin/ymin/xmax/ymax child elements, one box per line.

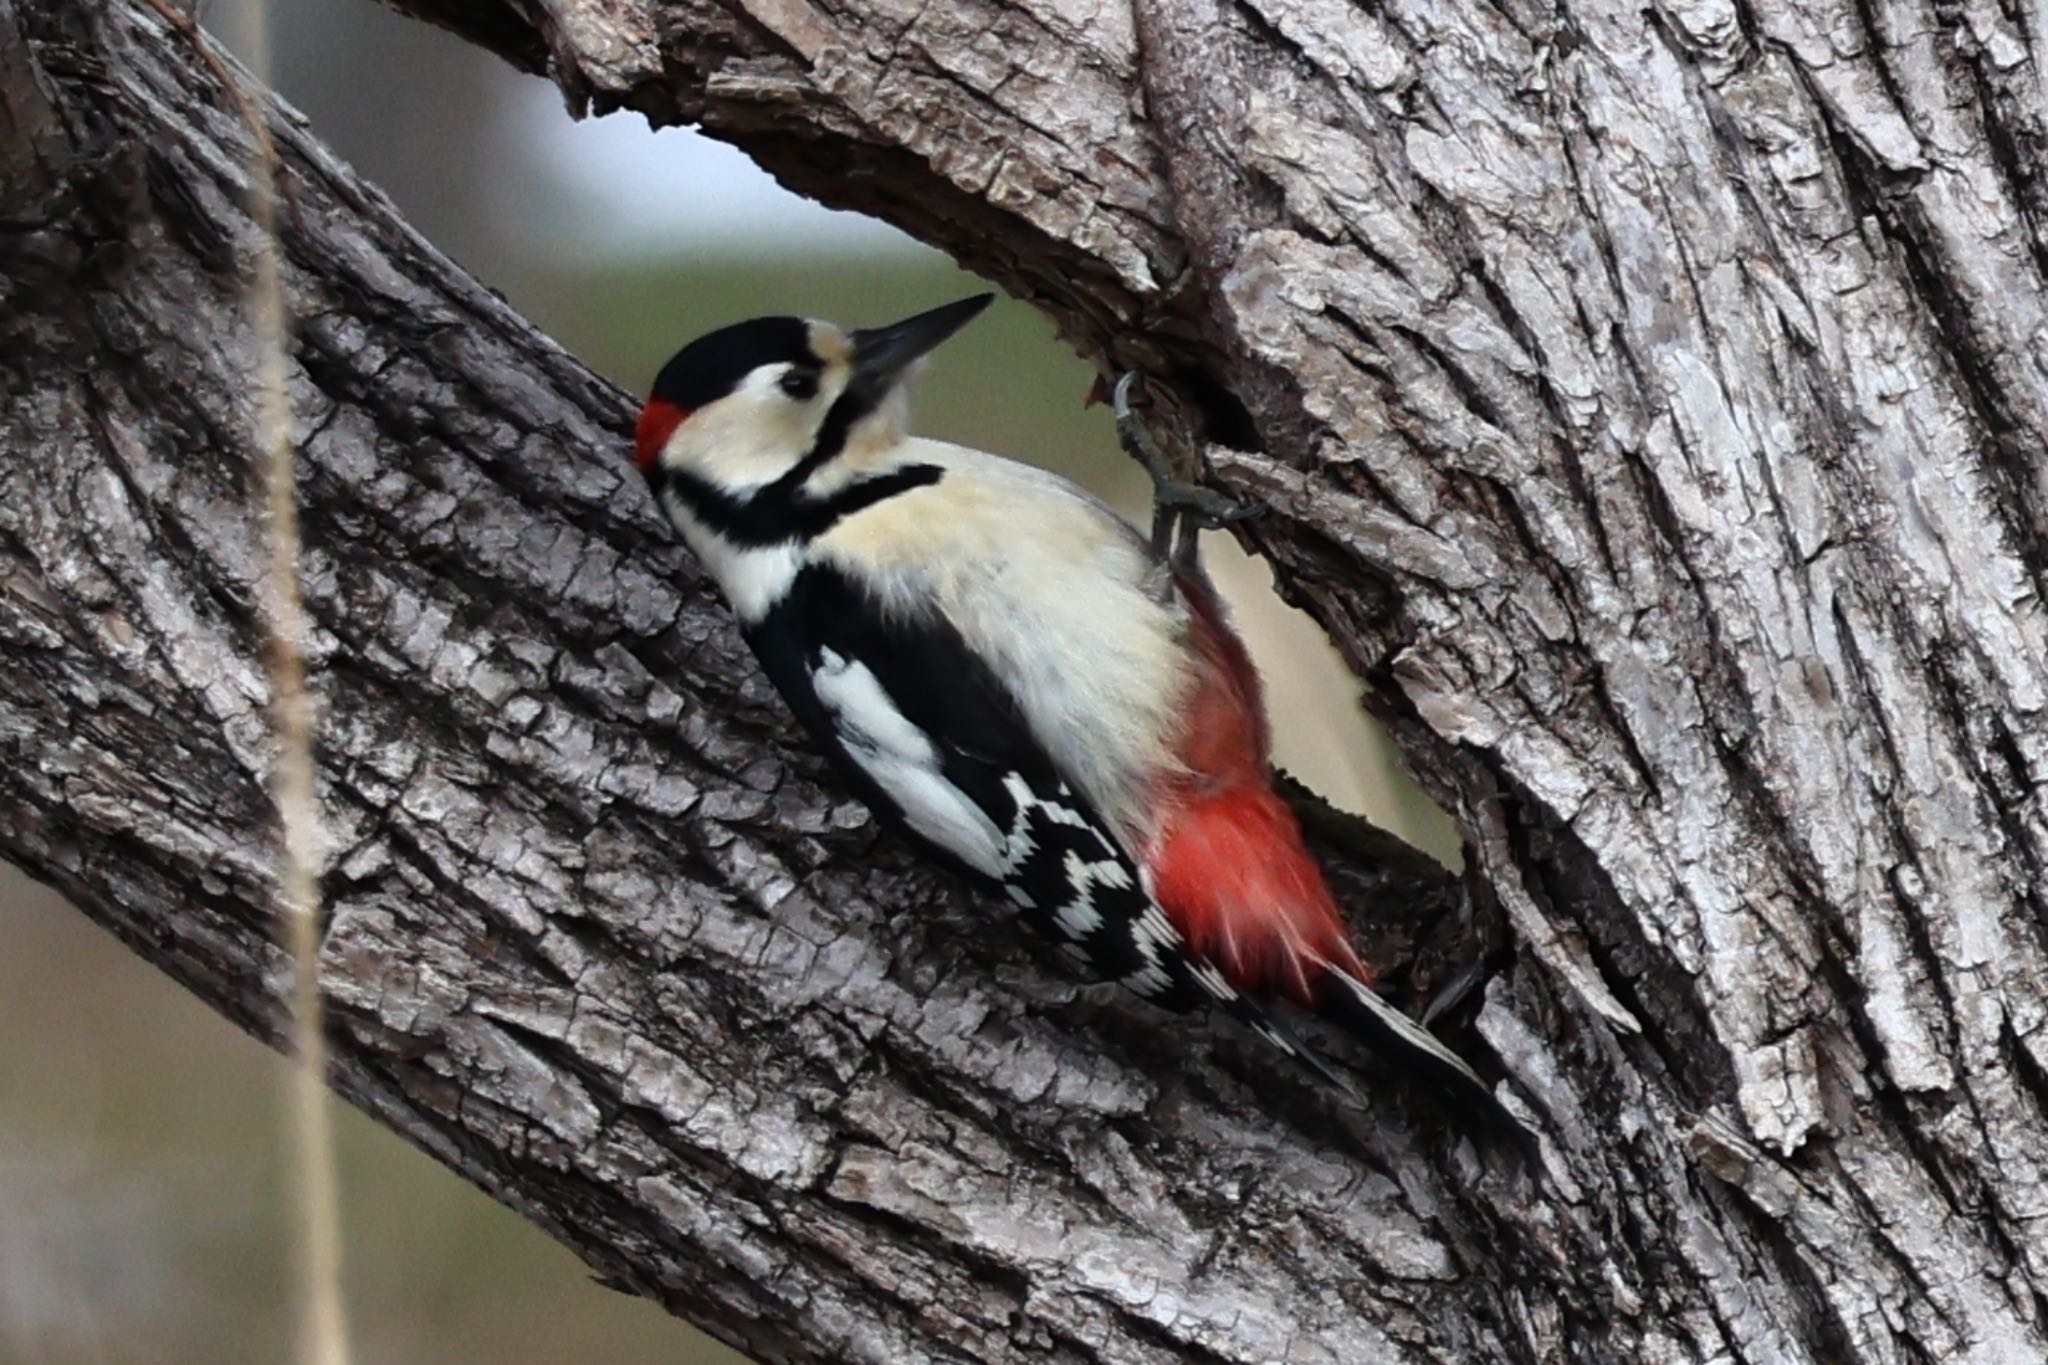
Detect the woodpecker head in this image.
<box><xmin>634</xmin><ymin>294</ymin><xmax>993</xmax><ymax>491</ymax></box>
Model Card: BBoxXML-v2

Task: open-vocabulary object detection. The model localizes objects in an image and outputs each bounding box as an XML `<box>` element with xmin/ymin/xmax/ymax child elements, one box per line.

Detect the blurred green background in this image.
<box><xmin>0</xmin><ymin>3</ymin><xmax>1453</xmax><ymax>1362</ymax></box>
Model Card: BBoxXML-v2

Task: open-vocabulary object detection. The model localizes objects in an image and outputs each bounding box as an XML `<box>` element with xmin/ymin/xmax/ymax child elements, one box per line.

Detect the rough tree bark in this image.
<box><xmin>3</xmin><ymin>0</ymin><xmax>2045</xmax><ymax>1361</ymax></box>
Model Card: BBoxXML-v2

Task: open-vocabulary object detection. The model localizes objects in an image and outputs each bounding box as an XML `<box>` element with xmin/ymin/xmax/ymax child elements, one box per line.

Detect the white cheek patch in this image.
<box><xmin>811</xmin><ymin>648</ymin><xmax>1007</xmax><ymax>878</ymax></box>
<box><xmin>660</xmin><ymin>368</ymin><xmax>833</xmax><ymax>493</ymax></box>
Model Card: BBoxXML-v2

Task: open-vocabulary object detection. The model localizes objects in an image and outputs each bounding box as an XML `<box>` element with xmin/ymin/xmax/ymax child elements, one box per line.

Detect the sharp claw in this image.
<box><xmin>1113</xmin><ymin>372</ymin><xmax>1170</xmax><ymax>480</ymax></box>
<box><xmin>1212</xmin><ymin>497</ymin><xmax>1267</xmax><ymax>528</ymax></box>
<box><xmin>1112</xmin><ymin>371</ymin><xmax>1139</xmax><ymax>421</ymax></box>
<box><xmin>1156</xmin><ymin>486</ymin><xmax>1265</xmax><ymax>531</ymax></box>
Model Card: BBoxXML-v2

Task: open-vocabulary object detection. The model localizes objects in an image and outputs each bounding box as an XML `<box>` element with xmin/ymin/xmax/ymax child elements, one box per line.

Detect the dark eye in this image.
<box><xmin>779</xmin><ymin>369</ymin><xmax>818</xmax><ymax>401</ymax></box>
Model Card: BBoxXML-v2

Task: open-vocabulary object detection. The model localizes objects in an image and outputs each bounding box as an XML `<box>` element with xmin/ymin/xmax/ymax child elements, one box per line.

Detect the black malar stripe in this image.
<box><xmin>654</xmin><ymin>463</ymin><xmax>944</xmax><ymax>546</ymax></box>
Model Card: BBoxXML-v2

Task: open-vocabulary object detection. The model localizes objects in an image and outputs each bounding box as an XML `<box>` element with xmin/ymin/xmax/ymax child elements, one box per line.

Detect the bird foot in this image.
<box><xmin>1111</xmin><ymin>373</ymin><xmax>1263</xmax><ymax>566</ymax></box>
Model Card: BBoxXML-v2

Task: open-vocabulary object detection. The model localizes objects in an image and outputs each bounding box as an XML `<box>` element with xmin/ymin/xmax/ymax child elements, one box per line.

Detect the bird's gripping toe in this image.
<box><xmin>1112</xmin><ymin>373</ymin><xmax>1263</xmax><ymax>569</ymax></box>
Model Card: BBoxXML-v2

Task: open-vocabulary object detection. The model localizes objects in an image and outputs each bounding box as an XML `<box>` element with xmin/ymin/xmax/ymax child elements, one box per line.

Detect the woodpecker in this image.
<box><xmin>635</xmin><ymin>294</ymin><xmax>1515</xmax><ymax>1131</ymax></box>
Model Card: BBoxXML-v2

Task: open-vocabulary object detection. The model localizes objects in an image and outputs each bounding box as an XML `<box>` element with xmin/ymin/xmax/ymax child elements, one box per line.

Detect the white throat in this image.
<box><xmin>658</xmin><ymin>485</ymin><xmax>803</xmax><ymax>624</ymax></box>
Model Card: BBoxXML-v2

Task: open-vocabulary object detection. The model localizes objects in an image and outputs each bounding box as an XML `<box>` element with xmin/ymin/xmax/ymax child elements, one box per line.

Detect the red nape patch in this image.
<box><xmin>633</xmin><ymin>398</ymin><xmax>689</xmax><ymax>473</ymax></box>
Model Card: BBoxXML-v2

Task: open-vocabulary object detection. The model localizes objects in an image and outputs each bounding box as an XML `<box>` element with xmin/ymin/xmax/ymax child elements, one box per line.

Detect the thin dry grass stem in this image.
<box><xmin>230</xmin><ymin>6</ymin><xmax>355</xmax><ymax>1364</ymax></box>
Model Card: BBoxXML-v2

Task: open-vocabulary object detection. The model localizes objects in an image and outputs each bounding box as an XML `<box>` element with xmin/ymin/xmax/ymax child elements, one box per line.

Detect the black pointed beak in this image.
<box><xmin>848</xmin><ymin>294</ymin><xmax>993</xmax><ymax>399</ymax></box>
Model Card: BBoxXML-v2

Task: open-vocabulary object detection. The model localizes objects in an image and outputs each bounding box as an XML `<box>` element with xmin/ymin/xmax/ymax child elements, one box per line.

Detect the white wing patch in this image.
<box><xmin>810</xmin><ymin>648</ymin><xmax>1007</xmax><ymax>878</ymax></box>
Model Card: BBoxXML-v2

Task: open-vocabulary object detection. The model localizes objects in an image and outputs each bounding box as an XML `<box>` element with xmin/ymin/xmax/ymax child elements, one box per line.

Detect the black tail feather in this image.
<box><xmin>1221</xmin><ymin>993</ymin><xmax>1360</xmax><ymax>1098</ymax></box>
<box><xmin>1319</xmin><ymin>968</ymin><xmax>1540</xmax><ymax>1163</ymax></box>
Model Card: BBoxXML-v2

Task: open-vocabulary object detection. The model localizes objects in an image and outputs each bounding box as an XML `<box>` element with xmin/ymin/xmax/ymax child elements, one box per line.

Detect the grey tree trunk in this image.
<box><xmin>4</xmin><ymin>0</ymin><xmax>2046</xmax><ymax>1361</ymax></box>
